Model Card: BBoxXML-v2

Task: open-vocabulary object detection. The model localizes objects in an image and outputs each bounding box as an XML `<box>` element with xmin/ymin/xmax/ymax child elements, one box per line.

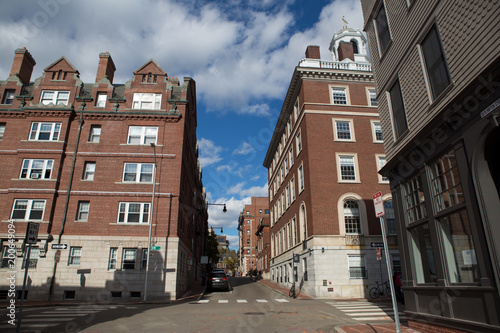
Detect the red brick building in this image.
<box><xmin>0</xmin><ymin>48</ymin><xmax>208</xmax><ymax>302</ymax></box>
<box><xmin>255</xmin><ymin>216</ymin><xmax>271</xmax><ymax>277</ymax></box>
<box><xmin>263</xmin><ymin>28</ymin><xmax>396</xmax><ymax>298</ymax></box>
<box><xmin>237</xmin><ymin>197</ymin><xmax>269</xmax><ymax>276</ymax></box>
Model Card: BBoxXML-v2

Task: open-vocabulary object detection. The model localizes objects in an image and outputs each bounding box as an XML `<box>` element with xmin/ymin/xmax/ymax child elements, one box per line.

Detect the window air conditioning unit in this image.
<box><xmin>31</xmin><ymin>173</ymin><xmax>40</xmax><ymax>179</ymax></box>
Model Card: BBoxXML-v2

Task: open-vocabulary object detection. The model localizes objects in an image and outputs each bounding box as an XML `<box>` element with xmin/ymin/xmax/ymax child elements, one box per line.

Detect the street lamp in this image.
<box><xmin>207</xmin><ymin>203</ymin><xmax>227</xmax><ymax>213</ymax></box>
<box><xmin>144</xmin><ymin>143</ymin><xmax>157</xmax><ymax>302</ymax></box>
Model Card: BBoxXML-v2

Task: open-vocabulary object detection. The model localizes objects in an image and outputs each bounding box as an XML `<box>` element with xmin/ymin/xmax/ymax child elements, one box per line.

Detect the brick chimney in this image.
<box><xmin>9</xmin><ymin>47</ymin><xmax>36</xmax><ymax>85</ymax></box>
<box><xmin>337</xmin><ymin>41</ymin><xmax>355</xmax><ymax>61</ymax></box>
<box><xmin>305</xmin><ymin>45</ymin><xmax>320</xmax><ymax>59</ymax></box>
<box><xmin>95</xmin><ymin>52</ymin><xmax>116</xmax><ymax>83</ymax></box>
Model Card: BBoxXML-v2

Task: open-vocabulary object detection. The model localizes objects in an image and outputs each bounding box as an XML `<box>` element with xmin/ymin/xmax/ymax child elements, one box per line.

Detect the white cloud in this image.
<box><xmin>227</xmin><ymin>182</ymin><xmax>246</xmax><ymax>195</ymax></box>
<box><xmin>233</xmin><ymin>142</ymin><xmax>256</xmax><ymax>155</ymax></box>
<box><xmin>198</xmin><ymin>138</ymin><xmax>223</xmax><ymax>167</ymax></box>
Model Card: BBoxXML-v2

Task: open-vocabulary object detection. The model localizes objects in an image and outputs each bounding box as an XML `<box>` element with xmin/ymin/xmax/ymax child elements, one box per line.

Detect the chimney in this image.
<box><xmin>9</xmin><ymin>47</ymin><xmax>36</xmax><ymax>85</ymax></box>
<box><xmin>305</xmin><ymin>45</ymin><xmax>320</xmax><ymax>59</ymax></box>
<box><xmin>337</xmin><ymin>41</ymin><xmax>355</xmax><ymax>61</ymax></box>
<box><xmin>95</xmin><ymin>52</ymin><xmax>116</xmax><ymax>83</ymax></box>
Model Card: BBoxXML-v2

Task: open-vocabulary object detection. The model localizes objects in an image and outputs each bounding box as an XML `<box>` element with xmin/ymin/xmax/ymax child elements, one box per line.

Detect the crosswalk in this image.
<box><xmin>196</xmin><ymin>298</ymin><xmax>290</xmax><ymax>304</ymax></box>
<box><xmin>0</xmin><ymin>305</ymin><xmax>136</xmax><ymax>331</ymax></box>
<box><xmin>325</xmin><ymin>301</ymin><xmax>407</xmax><ymax>322</ymax></box>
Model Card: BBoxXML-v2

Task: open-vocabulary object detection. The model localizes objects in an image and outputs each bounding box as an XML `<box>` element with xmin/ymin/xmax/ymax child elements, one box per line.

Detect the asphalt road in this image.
<box><xmin>1</xmin><ymin>277</ymin><xmax>405</xmax><ymax>333</ymax></box>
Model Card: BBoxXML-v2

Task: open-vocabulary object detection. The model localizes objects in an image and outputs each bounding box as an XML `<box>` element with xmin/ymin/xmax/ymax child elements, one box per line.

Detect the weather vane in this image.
<box><xmin>342</xmin><ymin>16</ymin><xmax>348</xmax><ymax>29</ymax></box>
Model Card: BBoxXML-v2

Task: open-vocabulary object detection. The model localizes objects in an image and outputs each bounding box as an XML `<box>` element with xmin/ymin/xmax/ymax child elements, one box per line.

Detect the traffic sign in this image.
<box><xmin>373</xmin><ymin>191</ymin><xmax>385</xmax><ymax>217</ymax></box>
<box><xmin>376</xmin><ymin>247</ymin><xmax>382</xmax><ymax>260</ymax></box>
<box><xmin>55</xmin><ymin>250</ymin><xmax>61</xmax><ymax>263</ymax></box>
<box><xmin>51</xmin><ymin>244</ymin><xmax>68</xmax><ymax>250</ymax></box>
<box><xmin>25</xmin><ymin>222</ymin><xmax>39</xmax><ymax>244</ymax></box>
<box><xmin>150</xmin><ymin>246</ymin><xmax>161</xmax><ymax>250</ymax></box>
<box><xmin>371</xmin><ymin>242</ymin><xmax>384</xmax><ymax>247</ymax></box>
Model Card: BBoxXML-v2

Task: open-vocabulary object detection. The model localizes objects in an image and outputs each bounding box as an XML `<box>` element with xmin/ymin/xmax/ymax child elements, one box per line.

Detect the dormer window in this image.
<box><xmin>96</xmin><ymin>93</ymin><xmax>107</xmax><ymax>107</ymax></box>
<box><xmin>2</xmin><ymin>90</ymin><xmax>15</xmax><ymax>104</ymax></box>
<box><xmin>40</xmin><ymin>90</ymin><xmax>70</xmax><ymax>105</ymax></box>
<box><xmin>142</xmin><ymin>73</ymin><xmax>157</xmax><ymax>83</ymax></box>
<box><xmin>132</xmin><ymin>93</ymin><xmax>161</xmax><ymax>109</ymax></box>
<box><xmin>52</xmin><ymin>70</ymin><xmax>67</xmax><ymax>80</ymax></box>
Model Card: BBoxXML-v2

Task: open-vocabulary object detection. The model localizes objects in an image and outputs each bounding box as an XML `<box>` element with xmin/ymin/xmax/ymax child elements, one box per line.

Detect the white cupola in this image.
<box><xmin>329</xmin><ymin>27</ymin><xmax>370</xmax><ymax>63</ymax></box>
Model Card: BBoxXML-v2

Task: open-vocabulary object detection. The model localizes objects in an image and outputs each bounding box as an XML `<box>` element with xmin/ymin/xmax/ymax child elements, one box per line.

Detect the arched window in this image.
<box><xmin>299</xmin><ymin>203</ymin><xmax>307</xmax><ymax>241</ymax></box>
<box><xmin>350</xmin><ymin>39</ymin><xmax>359</xmax><ymax>54</ymax></box>
<box><xmin>344</xmin><ymin>200</ymin><xmax>361</xmax><ymax>234</ymax></box>
<box><xmin>385</xmin><ymin>200</ymin><xmax>396</xmax><ymax>235</ymax></box>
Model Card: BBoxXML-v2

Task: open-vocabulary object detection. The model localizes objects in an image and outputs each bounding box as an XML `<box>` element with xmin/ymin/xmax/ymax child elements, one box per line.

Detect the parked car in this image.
<box><xmin>207</xmin><ymin>270</ymin><xmax>230</xmax><ymax>291</ymax></box>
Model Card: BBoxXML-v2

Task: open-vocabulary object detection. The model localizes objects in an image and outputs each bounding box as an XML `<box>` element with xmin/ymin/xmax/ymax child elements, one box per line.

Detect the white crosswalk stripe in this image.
<box><xmin>325</xmin><ymin>301</ymin><xmax>406</xmax><ymax>322</ymax></box>
<box><xmin>196</xmin><ymin>298</ymin><xmax>289</xmax><ymax>304</ymax></box>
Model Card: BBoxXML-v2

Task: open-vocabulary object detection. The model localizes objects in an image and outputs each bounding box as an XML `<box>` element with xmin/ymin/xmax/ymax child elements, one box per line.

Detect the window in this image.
<box><xmin>298</xmin><ymin>163</ymin><xmax>304</xmax><ymax>192</ymax></box>
<box><xmin>118</xmin><ymin>202</ymin><xmax>150</xmax><ymax>224</ymax></box>
<box><xmin>2</xmin><ymin>89</ymin><xmax>15</xmax><ymax>104</ymax></box>
<box><xmin>368</xmin><ymin>89</ymin><xmax>378</xmax><ymax>106</ymax></box>
<box><xmin>348</xmin><ymin>255</ymin><xmax>367</xmax><ymax>279</ymax></box>
<box><xmin>375</xmin><ymin>3</ymin><xmax>391</xmax><ymax>54</ymax></box>
<box><xmin>123</xmin><ymin>163</ymin><xmax>154</xmax><ymax>183</ymax></box>
<box><xmin>246</xmin><ymin>229</ymin><xmax>250</xmax><ymax>234</ymax></box>
<box><xmin>303</xmin><ymin>257</ymin><xmax>308</xmax><ymax>281</ymax></box>
<box><xmin>338</xmin><ymin>155</ymin><xmax>358</xmax><ymax>182</ymax></box>
<box><xmin>388</xmin><ymin>79</ymin><xmax>408</xmax><ymax>139</ymax></box>
<box><xmin>122</xmin><ymin>249</ymin><xmax>137</xmax><ymax>270</ymax></box>
<box><xmin>29</xmin><ymin>122</ymin><xmax>61</xmax><ymax>141</ymax></box>
<box><xmin>22</xmin><ymin>247</ymin><xmax>39</xmax><ymax>269</ymax></box>
<box><xmin>96</xmin><ymin>93</ymin><xmax>107</xmax><ymax>108</ymax></box>
<box><xmin>332</xmin><ymin>87</ymin><xmax>347</xmax><ymax>105</ymax></box>
<box><xmin>296</xmin><ymin>131</ymin><xmax>302</xmax><ymax>153</ymax></box>
<box><xmin>246</xmin><ymin>249</ymin><xmax>250</xmax><ymax>254</ymax></box>
<box><xmin>68</xmin><ymin>247</ymin><xmax>82</xmax><ymax>265</ymax></box>
<box><xmin>1</xmin><ymin>246</ymin><xmax>13</xmax><ymax>268</ymax></box>
<box><xmin>289</xmin><ymin>147</ymin><xmax>294</xmax><ymax>166</ymax></box>
<box><xmin>83</xmin><ymin>162</ymin><xmax>95</xmax><ymax>180</ymax></box>
<box><xmin>410</xmin><ymin>223</ymin><xmax>437</xmax><ymax>283</ymax></box>
<box><xmin>246</xmin><ymin>239</ymin><xmax>250</xmax><ymax>244</ymax></box>
<box><xmin>141</xmin><ymin>249</ymin><xmax>148</xmax><ymax>269</ymax></box>
<box><xmin>292</xmin><ymin>217</ymin><xmax>297</xmax><ymax>245</ymax></box>
<box><xmin>428</xmin><ymin>150</ymin><xmax>463</xmax><ymax>212</ymax></box>
<box><xmin>372</xmin><ymin>121</ymin><xmax>383</xmax><ymax>142</ymax></box>
<box><xmin>127</xmin><ymin>126</ymin><xmax>158</xmax><ymax>145</ymax></box>
<box><xmin>334</xmin><ymin>120</ymin><xmax>354</xmax><ymax>141</ymax></box>
<box><xmin>0</xmin><ymin>123</ymin><xmax>5</xmax><ymax>140</ymax></box>
<box><xmin>421</xmin><ymin>24</ymin><xmax>451</xmax><ymax>100</ymax></box>
<box><xmin>132</xmin><ymin>93</ymin><xmax>161</xmax><ymax>109</ymax></box>
<box><xmin>40</xmin><ymin>90</ymin><xmax>70</xmax><ymax>105</ymax></box>
<box><xmin>89</xmin><ymin>125</ymin><xmax>101</xmax><ymax>143</ymax></box>
<box><xmin>403</xmin><ymin>175</ymin><xmax>427</xmax><ymax>223</ymax></box>
<box><xmin>108</xmin><ymin>248</ymin><xmax>117</xmax><ymax>270</ymax></box>
<box><xmin>77</xmin><ymin>201</ymin><xmax>90</xmax><ymax>221</ymax></box>
<box><xmin>385</xmin><ymin>200</ymin><xmax>397</xmax><ymax>235</ymax></box>
<box><xmin>11</xmin><ymin>199</ymin><xmax>45</xmax><ymax>220</ymax></box>
<box><xmin>377</xmin><ymin>155</ymin><xmax>389</xmax><ymax>183</ymax></box>
<box><xmin>344</xmin><ymin>200</ymin><xmax>361</xmax><ymax>234</ymax></box>
<box><xmin>20</xmin><ymin>159</ymin><xmax>53</xmax><ymax>179</ymax></box>
<box><xmin>294</xmin><ymin>99</ymin><xmax>300</xmax><ymax>119</ymax></box>
<box><xmin>290</xmin><ymin>176</ymin><xmax>296</xmax><ymax>202</ymax></box>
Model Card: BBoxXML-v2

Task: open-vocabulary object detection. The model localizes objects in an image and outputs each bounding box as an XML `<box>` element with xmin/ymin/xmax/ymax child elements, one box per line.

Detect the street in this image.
<box><xmin>1</xmin><ymin>277</ymin><xmax>406</xmax><ymax>333</ymax></box>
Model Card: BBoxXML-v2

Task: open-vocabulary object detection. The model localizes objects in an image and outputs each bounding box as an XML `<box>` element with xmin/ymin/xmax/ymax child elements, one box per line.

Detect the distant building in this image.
<box><xmin>263</xmin><ymin>28</ymin><xmax>395</xmax><ymax>298</ymax></box>
<box><xmin>361</xmin><ymin>0</ymin><xmax>500</xmax><ymax>331</ymax></box>
<box><xmin>237</xmin><ymin>197</ymin><xmax>269</xmax><ymax>275</ymax></box>
<box><xmin>255</xmin><ymin>216</ymin><xmax>271</xmax><ymax>277</ymax></box>
<box><xmin>0</xmin><ymin>48</ymin><xmax>207</xmax><ymax>302</ymax></box>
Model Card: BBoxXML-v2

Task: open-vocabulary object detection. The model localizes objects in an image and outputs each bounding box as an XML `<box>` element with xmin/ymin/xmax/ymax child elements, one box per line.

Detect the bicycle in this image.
<box><xmin>369</xmin><ymin>280</ymin><xmax>391</xmax><ymax>299</ymax></box>
<box><xmin>289</xmin><ymin>283</ymin><xmax>297</xmax><ymax>298</ymax></box>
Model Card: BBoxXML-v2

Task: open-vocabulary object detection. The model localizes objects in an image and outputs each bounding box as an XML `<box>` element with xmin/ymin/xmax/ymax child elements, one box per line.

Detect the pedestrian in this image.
<box><xmin>393</xmin><ymin>271</ymin><xmax>404</xmax><ymax>305</ymax></box>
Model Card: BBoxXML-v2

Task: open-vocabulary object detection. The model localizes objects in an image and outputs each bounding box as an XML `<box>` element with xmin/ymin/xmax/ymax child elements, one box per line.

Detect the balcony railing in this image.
<box><xmin>345</xmin><ymin>234</ymin><xmax>365</xmax><ymax>246</ymax></box>
<box><xmin>298</xmin><ymin>59</ymin><xmax>372</xmax><ymax>72</ymax></box>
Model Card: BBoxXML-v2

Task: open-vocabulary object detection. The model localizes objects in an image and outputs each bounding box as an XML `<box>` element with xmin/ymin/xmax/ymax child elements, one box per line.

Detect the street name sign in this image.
<box><xmin>371</xmin><ymin>242</ymin><xmax>384</xmax><ymax>247</ymax></box>
<box><xmin>51</xmin><ymin>244</ymin><xmax>68</xmax><ymax>250</ymax></box>
<box><xmin>150</xmin><ymin>246</ymin><xmax>161</xmax><ymax>250</ymax></box>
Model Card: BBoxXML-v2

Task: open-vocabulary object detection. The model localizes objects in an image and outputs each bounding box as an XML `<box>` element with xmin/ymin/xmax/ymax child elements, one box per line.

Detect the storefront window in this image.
<box><xmin>410</xmin><ymin>223</ymin><xmax>437</xmax><ymax>283</ymax></box>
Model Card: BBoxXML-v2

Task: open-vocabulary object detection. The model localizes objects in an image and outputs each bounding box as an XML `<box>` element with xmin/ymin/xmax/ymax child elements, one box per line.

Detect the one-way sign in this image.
<box><xmin>51</xmin><ymin>244</ymin><xmax>68</xmax><ymax>250</ymax></box>
<box><xmin>25</xmin><ymin>222</ymin><xmax>40</xmax><ymax>244</ymax></box>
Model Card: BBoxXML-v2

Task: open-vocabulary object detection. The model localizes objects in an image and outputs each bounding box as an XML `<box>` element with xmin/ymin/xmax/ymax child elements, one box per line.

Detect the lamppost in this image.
<box><xmin>144</xmin><ymin>143</ymin><xmax>157</xmax><ymax>302</ymax></box>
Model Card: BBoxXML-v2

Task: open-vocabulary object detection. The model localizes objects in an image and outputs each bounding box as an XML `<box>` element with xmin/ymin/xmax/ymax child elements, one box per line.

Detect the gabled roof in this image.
<box><xmin>43</xmin><ymin>56</ymin><xmax>79</xmax><ymax>73</ymax></box>
<box><xmin>133</xmin><ymin>59</ymin><xmax>166</xmax><ymax>75</ymax></box>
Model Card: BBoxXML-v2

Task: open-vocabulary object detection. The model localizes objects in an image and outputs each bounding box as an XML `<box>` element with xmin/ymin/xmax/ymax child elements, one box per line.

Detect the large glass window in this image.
<box><xmin>29</xmin><ymin>122</ymin><xmax>61</xmax><ymax>141</ymax></box>
<box><xmin>118</xmin><ymin>202</ymin><xmax>150</xmax><ymax>224</ymax></box>
<box><xmin>375</xmin><ymin>4</ymin><xmax>391</xmax><ymax>54</ymax></box>
<box><xmin>344</xmin><ymin>200</ymin><xmax>361</xmax><ymax>234</ymax></box>
<box><xmin>68</xmin><ymin>247</ymin><xmax>82</xmax><ymax>265</ymax></box>
<box><xmin>410</xmin><ymin>223</ymin><xmax>437</xmax><ymax>283</ymax></box>
<box><xmin>339</xmin><ymin>155</ymin><xmax>357</xmax><ymax>181</ymax></box>
<box><xmin>11</xmin><ymin>199</ymin><xmax>45</xmax><ymax>220</ymax></box>
<box><xmin>20</xmin><ymin>159</ymin><xmax>53</xmax><ymax>179</ymax></box>
<box><xmin>348</xmin><ymin>254</ymin><xmax>367</xmax><ymax>279</ymax></box>
<box><xmin>403</xmin><ymin>175</ymin><xmax>427</xmax><ymax>223</ymax></box>
<box><xmin>123</xmin><ymin>163</ymin><xmax>154</xmax><ymax>183</ymax></box>
<box><xmin>429</xmin><ymin>150</ymin><xmax>464</xmax><ymax>212</ymax></box>
<box><xmin>132</xmin><ymin>93</ymin><xmax>161</xmax><ymax>110</ymax></box>
<box><xmin>389</xmin><ymin>80</ymin><xmax>408</xmax><ymax>139</ymax></box>
<box><xmin>127</xmin><ymin>126</ymin><xmax>158</xmax><ymax>145</ymax></box>
<box><xmin>421</xmin><ymin>24</ymin><xmax>451</xmax><ymax>100</ymax></box>
<box><xmin>122</xmin><ymin>249</ymin><xmax>137</xmax><ymax>270</ymax></box>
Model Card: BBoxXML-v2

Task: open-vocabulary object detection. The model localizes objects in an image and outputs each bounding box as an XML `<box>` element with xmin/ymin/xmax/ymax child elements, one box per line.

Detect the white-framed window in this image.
<box><xmin>368</xmin><ymin>89</ymin><xmax>378</xmax><ymax>106</ymax></box>
<box><xmin>344</xmin><ymin>200</ymin><xmax>361</xmax><ymax>234</ymax></box>
<box><xmin>132</xmin><ymin>93</ymin><xmax>161</xmax><ymax>110</ymax></box>
<box><xmin>246</xmin><ymin>229</ymin><xmax>250</xmax><ymax>234</ymax></box>
<box><xmin>0</xmin><ymin>123</ymin><xmax>5</xmax><ymax>140</ymax></box>
<box><xmin>122</xmin><ymin>248</ymin><xmax>137</xmax><ymax>270</ymax></box>
<box><xmin>298</xmin><ymin>163</ymin><xmax>304</xmax><ymax>192</ymax></box>
<box><xmin>83</xmin><ymin>162</ymin><xmax>95</xmax><ymax>181</ymax></box>
<box><xmin>296</xmin><ymin>131</ymin><xmax>302</xmax><ymax>153</ymax></box>
<box><xmin>371</xmin><ymin>120</ymin><xmax>383</xmax><ymax>143</ymax></box>
<box><xmin>348</xmin><ymin>254</ymin><xmax>367</xmax><ymax>279</ymax></box>
<box><xmin>29</xmin><ymin>122</ymin><xmax>61</xmax><ymax>141</ymax></box>
<box><xmin>123</xmin><ymin>163</ymin><xmax>154</xmax><ymax>183</ymax></box>
<box><xmin>108</xmin><ymin>248</ymin><xmax>118</xmax><ymax>270</ymax></box>
<box><xmin>290</xmin><ymin>176</ymin><xmax>296</xmax><ymax>202</ymax></box>
<box><xmin>40</xmin><ymin>90</ymin><xmax>70</xmax><ymax>105</ymax></box>
<box><xmin>127</xmin><ymin>126</ymin><xmax>158</xmax><ymax>145</ymax></box>
<box><xmin>333</xmin><ymin>119</ymin><xmax>355</xmax><ymax>141</ymax></box>
<box><xmin>336</xmin><ymin>154</ymin><xmax>359</xmax><ymax>182</ymax></box>
<box><xmin>289</xmin><ymin>147</ymin><xmax>294</xmax><ymax>166</ymax></box>
<box><xmin>96</xmin><ymin>93</ymin><xmax>107</xmax><ymax>108</ymax></box>
<box><xmin>331</xmin><ymin>87</ymin><xmax>348</xmax><ymax>105</ymax></box>
<box><xmin>388</xmin><ymin>79</ymin><xmax>408</xmax><ymax>140</ymax></box>
<box><xmin>89</xmin><ymin>125</ymin><xmax>101</xmax><ymax>143</ymax></box>
<box><xmin>2</xmin><ymin>89</ymin><xmax>15</xmax><ymax>104</ymax></box>
<box><xmin>141</xmin><ymin>249</ymin><xmax>148</xmax><ymax>269</ymax></box>
<box><xmin>374</xmin><ymin>3</ymin><xmax>391</xmax><ymax>55</ymax></box>
<box><xmin>68</xmin><ymin>247</ymin><xmax>82</xmax><ymax>265</ymax></box>
<box><xmin>77</xmin><ymin>201</ymin><xmax>90</xmax><ymax>221</ymax></box>
<box><xmin>376</xmin><ymin>155</ymin><xmax>389</xmax><ymax>183</ymax></box>
<box><xmin>294</xmin><ymin>98</ymin><xmax>300</xmax><ymax>120</ymax></box>
<box><xmin>20</xmin><ymin>159</ymin><xmax>53</xmax><ymax>179</ymax></box>
<box><xmin>292</xmin><ymin>216</ymin><xmax>297</xmax><ymax>245</ymax></box>
<box><xmin>118</xmin><ymin>202</ymin><xmax>150</xmax><ymax>224</ymax></box>
<box><xmin>11</xmin><ymin>199</ymin><xmax>46</xmax><ymax>220</ymax></box>
<box><xmin>285</xmin><ymin>185</ymin><xmax>290</xmax><ymax>208</ymax></box>
<box><xmin>22</xmin><ymin>247</ymin><xmax>40</xmax><ymax>269</ymax></box>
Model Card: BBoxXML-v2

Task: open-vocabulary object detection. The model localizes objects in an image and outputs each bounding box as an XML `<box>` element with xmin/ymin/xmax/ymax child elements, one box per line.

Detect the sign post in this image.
<box><xmin>373</xmin><ymin>192</ymin><xmax>400</xmax><ymax>333</ymax></box>
<box><xmin>17</xmin><ymin>222</ymin><xmax>39</xmax><ymax>333</ymax></box>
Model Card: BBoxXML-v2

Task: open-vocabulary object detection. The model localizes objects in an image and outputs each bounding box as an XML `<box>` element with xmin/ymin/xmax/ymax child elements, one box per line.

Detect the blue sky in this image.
<box><xmin>0</xmin><ymin>0</ymin><xmax>365</xmax><ymax>249</ymax></box>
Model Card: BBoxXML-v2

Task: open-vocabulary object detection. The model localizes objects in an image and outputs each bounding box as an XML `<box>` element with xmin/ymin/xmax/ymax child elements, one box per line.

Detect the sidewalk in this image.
<box><xmin>256</xmin><ymin>278</ymin><xmax>419</xmax><ymax>333</ymax></box>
